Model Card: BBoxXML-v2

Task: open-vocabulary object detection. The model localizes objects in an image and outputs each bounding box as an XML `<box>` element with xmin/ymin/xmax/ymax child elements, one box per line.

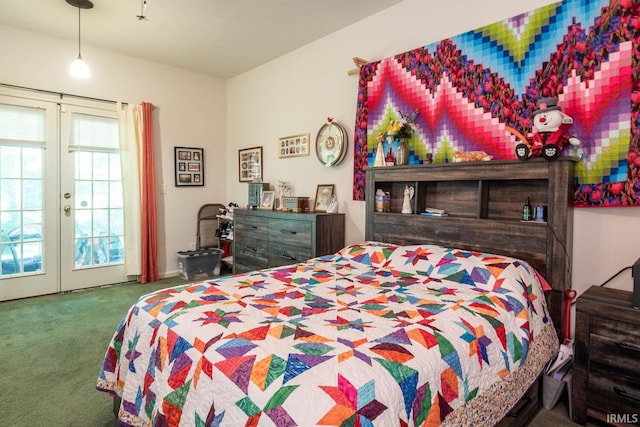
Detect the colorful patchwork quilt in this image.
<box><xmin>97</xmin><ymin>242</ymin><xmax>559</xmax><ymax>426</ymax></box>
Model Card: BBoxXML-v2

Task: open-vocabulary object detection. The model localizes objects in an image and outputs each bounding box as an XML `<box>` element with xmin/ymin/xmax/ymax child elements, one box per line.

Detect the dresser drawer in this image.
<box><xmin>235</xmin><ymin>215</ymin><xmax>269</xmax><ymax>240</ymax></box>
<box><xmin>234</xmin><ymin>238</ymin><xmax>268</xmax><ymax>273</ymax></box>
<box><xmin>588</xmin><ymin>369</ymin><xmax>640</xmax><ymax>416</ymax></box>
<box><xmin>269</xmin><ymin>218</ymin><xmax>311</xmax><ymax>248</ymax></box>
<box><xmin>234</xmin><ymin>255</ymin><xmax>268</xmax><ymax>274</ymax></box>
<box><xmin>589</xmin><ymin>331</ymin><xmax>640</xmax><ymax>377</ymax></box>
<box><xmin>591</xmin><ymin>316</ymin><xmax>640</xmax><ymax>343</ymax></box>
<box><xmin>268</xmin><ymin>241</ymin><xmax>311</xmax><ymax>268</ymax></box>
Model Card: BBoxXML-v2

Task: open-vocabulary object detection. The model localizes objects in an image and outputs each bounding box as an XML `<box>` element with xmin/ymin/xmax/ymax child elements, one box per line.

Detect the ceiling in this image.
<box><xmin>0</xmin><ymin>0</ymin><xmax>404</xmax><ymax>79</ymax></box>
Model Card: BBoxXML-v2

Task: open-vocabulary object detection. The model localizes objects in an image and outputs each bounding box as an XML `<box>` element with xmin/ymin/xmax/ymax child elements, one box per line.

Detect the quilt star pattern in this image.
<box><xmin>352</xmin><ymin>0</ymin><xmax>640</xmax><ymax>207</ymax></box>
<box><xmin>97</xmin><ymin>242</ymin><xmax>558</xmax><ymax>426</ymax></box>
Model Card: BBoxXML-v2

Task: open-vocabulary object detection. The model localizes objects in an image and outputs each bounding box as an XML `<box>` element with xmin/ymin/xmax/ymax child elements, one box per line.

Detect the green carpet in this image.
<box><xmin>0</xmin><ymin>276</ymin><xmax>593</xmax><ymax>427</ymax></box>
<box><xmin>0</xmin><ymin>277</ymin><xmax>189</xmax><ymax>427</ymax></box>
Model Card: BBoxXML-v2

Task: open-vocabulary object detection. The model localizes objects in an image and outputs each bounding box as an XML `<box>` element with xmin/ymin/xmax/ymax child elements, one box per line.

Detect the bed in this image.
<box><xmin>97</xmin><ymin>159</ymin><xmax>575</xmax><ymax>426</ymax></box>
<box><xmin>97</xmin><ymin>241</ymin><xmax>558</xmax><ymax>426</ymax></box>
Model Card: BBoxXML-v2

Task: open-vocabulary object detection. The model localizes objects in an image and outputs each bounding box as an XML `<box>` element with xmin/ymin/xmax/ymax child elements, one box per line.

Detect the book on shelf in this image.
<box><xmin>422</xmin><ymin>207</ymin><xmax>447</xmax><ymax>216</ymax></box>
<box><xmin>420</xmin><ymin>212</ymin><xmax>448</xmax><ymax>217</ymax></box>
<box><xmin>424</xmin><ymin>207</ymin><xmax>446</xmax><ymax>214</ymax></box>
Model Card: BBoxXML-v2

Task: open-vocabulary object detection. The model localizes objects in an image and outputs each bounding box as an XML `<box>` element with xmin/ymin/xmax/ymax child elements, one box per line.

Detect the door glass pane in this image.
<box><xmin>1</xmin><ymin>178</ymin><xmax>20</xmax><ymax>210</ymax></box>
<box><xmin>23</xmin><ymin>179</ymin><xmax>43</xmax><ymax>210</ymax></box>
<box><xmin>75</xmin><ymin>180</ymin><xmax>92</xmax><ymax>209</ymax></box>
<box><xmin>93</xmin><ymin>182</ymin><xmax>109</xmax><ymax>208</ymax></box>
<box><xmin>22</xmin><ymin>148</ymin><xmax>42</xmax><ymax>179</ymax></box>
<box><xmin>93</xmin><ymin>152</ymin><xmax>109</xmax><ymax>180</ymax></box>
<box><xmin>76</xmin><ymin>151</ymin><xmax>93</xmax><ymax>180</ymax></box>
<box><xmin>1</xmin><ymin>146</ymin><xmax>20</xmax><ymax>178</ymax></box>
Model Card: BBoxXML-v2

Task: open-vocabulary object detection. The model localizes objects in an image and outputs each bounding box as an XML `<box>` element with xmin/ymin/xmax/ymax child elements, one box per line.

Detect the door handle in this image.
<box><xmin>63</xmin><ymin>205</ymin><xmax>71</xmax><ymax>213</ymax></box>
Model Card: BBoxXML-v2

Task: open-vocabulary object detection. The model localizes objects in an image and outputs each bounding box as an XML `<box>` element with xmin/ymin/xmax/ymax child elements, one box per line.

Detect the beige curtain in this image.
<box><xmin>118</xmin><ymin>102</ymin><xmax>141</xmax><ymax>276</ymax></box>
<box><xmin>118</xmin><ymin>102</ymin><xmax>158</xmax><ymax>283</ymax></box>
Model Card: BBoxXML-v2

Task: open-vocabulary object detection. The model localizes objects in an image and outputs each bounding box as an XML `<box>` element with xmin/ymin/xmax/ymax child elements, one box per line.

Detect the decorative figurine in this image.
<box><xmin>326</xmin><ymin>195</ymin><xmax>338</xmax><ymax>213</ymax></box>
<box><xmin>401</xmin><ymin>185</ymin><xmax>414</xmax><ymax>214</ymax></box>
<box><xmin>452</xmin><ymin>150</ymin><xmax>493</xmax><ymax>162</ymax></box>
<box><xmin>374</xmin><ymin>134</ymin><xmax>385</xmax><ymax>167</ymax></box>
<box><xmin>277</xmin><ymin>181</ymin><xmax>290</xmax><ymax>211</ymax></box>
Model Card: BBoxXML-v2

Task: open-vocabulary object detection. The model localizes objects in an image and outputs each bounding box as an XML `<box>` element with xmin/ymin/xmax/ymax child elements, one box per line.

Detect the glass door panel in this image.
<box><xmin>0</xmin><ymin>94</ymin><xmax>58</xmax><ymax>300</ymax></box>
<box><xmin>59</xmin><ymin>105</ymin><xmax>127</xmax><ymax>291</ymax></box>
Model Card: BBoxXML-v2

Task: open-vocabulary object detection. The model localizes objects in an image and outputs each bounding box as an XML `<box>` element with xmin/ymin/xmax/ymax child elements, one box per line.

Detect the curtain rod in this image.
<box><xmin>347</xmin><ymin>57</ymin><xmax>369</xmax><ymax>76</ymax></box>
<box><xmin>1</xmin><ymin>82</ymin><xmax>157</xmax><ymax>109</ymax></box>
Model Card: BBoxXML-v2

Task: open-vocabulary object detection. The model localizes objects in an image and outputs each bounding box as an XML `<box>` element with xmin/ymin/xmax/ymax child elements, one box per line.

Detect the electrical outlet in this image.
<box><xmin>189</xmin><ymin>242</ymin><xmax>196</xmax><ymax>251</ymax></box>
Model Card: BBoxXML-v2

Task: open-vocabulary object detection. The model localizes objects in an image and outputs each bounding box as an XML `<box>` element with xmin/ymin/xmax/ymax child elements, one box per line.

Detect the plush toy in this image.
<box><xmin>515</xmin><ymin>97</ymin><xmax>580</xmax><ymax>161</ymax></box>
<box><xmin>452</xmin><ymin>150</ymin><xmax>493</xmax><ymax>162</ymax></box>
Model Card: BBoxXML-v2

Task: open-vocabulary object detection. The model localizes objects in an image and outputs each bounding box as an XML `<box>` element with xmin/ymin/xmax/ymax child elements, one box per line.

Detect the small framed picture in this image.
<box><xmin>178</xmin><ymin>173</ymin><xmax>192</xmax><ymax>184</ymax></box>
<box><xmin>175</xmin><ymin>147</ymin><xmax>204</xmax><ymax>186</ymax></box>
<box><xmin>278</xmin><ymin>133</ymin><xmax>310</xmax><ymax>158</ymax></box>
<box><xmin>260</xmin><ymin>190</ymin><xmax>275</xmax><ymax>210</ymax></box>
<box><xmin>313</xmin><ymin>184</ymin><xmax>335</xmax><ymax>212</ymax></box>
<box><xmin>239</xmin><ymin>146</ymin><xmax>263</xmax><ymax>182</ymax></box>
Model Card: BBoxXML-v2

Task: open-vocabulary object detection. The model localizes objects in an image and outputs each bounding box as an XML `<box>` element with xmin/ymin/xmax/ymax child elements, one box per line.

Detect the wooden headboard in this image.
<box><xmin>365</xmin><ymin>158</ymin><xmax>575</xmax><ymax>341</ymax></box>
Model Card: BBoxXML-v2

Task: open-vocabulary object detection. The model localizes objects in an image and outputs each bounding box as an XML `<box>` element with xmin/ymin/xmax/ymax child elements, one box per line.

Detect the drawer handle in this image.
<box><xmin>250</xmin><ymin>225</ymin><xmax>258</xmax><ymax>229</ymax></box>
<box><xmin>506</xmin><ymin>396</ymin><xmax>531</xmax><ymax>418</ymax></box>
<box><xmin>616</xmin><ymin>341</ymin><xmax>640</xmax><ymax>353</ymax></box>
<box><xmin>614</xmin><ymin>386</ymin><xmax>640</xmax><ymax>402</ymax></box>
<box><xmin>280</xmin><ymin>254</ymin><xmax>296</xmax><ymax>261</ymax></box>
<box><xmin>280</xmin><ymin>229</ymin><xmax>297</xmax><ymax>235</ymax></box>
<box><xmin>247</xmin><ymin>246</ymin><xmax>257</xmax><ymax>252</ymax></box>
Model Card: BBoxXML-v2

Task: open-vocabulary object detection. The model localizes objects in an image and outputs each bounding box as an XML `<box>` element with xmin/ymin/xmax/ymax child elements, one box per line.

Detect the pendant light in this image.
<box><xmin>66</xmin><ymin>0</ymin><xmax>93</xmax><ymax>79</ymax></box>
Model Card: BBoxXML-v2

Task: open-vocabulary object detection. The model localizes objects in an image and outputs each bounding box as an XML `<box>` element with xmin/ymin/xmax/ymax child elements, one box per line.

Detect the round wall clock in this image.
<box><xmin>315</xmin><ymin>118</ymin><xmax>348</xmax><ymax>167</ymax></box>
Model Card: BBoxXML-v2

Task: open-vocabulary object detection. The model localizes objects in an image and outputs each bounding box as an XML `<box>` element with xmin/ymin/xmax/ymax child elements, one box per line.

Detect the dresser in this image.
<box><xmin>233</xmin><ymin>209</ymin><xmax>345</xmax><ymax>274</ymax></box>
<box><xmin>572</xmin><ymin>286</ymin><xmax>640</xmax><ymax>425</ymax></box>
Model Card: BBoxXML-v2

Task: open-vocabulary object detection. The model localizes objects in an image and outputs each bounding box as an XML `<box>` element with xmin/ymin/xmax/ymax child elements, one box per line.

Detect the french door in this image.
<box><xmin>0</xmin><ymin>89</ymin><xmax>128</xmax><ymax>301</ymax></box>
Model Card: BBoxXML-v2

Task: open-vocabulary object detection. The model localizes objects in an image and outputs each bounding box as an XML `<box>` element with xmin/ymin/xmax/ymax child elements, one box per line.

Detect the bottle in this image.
<box><xmin>523</xmin><ymin>197</ymin><xmax>532</xmax><ymax>221</ymax></box>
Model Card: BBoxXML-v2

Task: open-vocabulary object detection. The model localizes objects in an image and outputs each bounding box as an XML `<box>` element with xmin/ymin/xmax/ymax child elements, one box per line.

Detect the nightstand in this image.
<box><xmin>572</xmin><ymin>286</ymin><xmax>640</xmax><ymax>425</ymax></box>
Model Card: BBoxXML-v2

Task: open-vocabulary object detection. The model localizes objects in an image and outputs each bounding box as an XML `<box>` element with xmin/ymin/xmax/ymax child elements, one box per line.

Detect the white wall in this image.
<box><xmin>227</xmin><ymin>0</ymin><xmax>640</xmax><ymax>304</ymax></box>
<box><xmin>0</xmin><ymin>24</ymin><xmax>227</xmax><ymax>276</ymax></box>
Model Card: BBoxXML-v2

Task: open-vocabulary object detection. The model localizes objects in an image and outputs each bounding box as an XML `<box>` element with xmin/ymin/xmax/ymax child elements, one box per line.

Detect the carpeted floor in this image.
<box><xmin>0</xmin><ymin>277</ymin><xmax>189</xmax><ymax>427</ymax></box>
<box><xmin>0</xmin><ymin>276</ymin><xmax>604</xmax><ymax>427</ymax></box>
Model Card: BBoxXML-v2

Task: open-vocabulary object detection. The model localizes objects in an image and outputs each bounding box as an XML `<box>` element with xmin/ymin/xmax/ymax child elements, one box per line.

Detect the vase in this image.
<box><xmin>396</xmin><ymin>139</ymin><xmax>409</xmax><ymax>165</ymax></box>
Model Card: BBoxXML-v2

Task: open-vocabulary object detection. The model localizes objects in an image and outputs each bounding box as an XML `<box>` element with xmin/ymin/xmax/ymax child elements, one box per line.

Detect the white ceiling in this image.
<box><xmin>0</xmin><ymin>0</ymin><xmax>404</xmax><ymax>79</ymax></box>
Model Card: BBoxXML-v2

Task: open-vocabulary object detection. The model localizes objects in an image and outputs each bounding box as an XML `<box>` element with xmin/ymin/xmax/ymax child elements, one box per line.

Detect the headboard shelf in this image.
<box><xmin>365</xmin><ymin>157</ymin><xmax>576</xmax><ymax>340</ymax></box>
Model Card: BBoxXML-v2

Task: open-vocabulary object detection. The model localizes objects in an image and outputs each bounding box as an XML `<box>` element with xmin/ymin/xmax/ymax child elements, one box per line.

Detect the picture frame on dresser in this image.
<box><xmin>174</xmin><ymin>147</ymin><xmax>204</xmax><ymax>187</ymax></box>
<box><xmin>238</xmin><ymin>146</ymin><xmax>263</xmax><ymax>182</ymax></box>
<box><xmin>260</xmin><ymin>191</ymin><xmax>275</xmax><ymax>210</ymax></box>
<box><xmin>313</xmin><ymin>184</ymin><xmax>334</xmax><ymax>212</ymax></box>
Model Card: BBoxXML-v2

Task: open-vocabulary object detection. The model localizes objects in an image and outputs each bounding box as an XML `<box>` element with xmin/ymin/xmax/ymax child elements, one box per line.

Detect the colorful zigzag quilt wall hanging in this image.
<box><xmin>352</xmin><ymin>0</ymin><xmax>639</xmax><ymax>207</ymax></box>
